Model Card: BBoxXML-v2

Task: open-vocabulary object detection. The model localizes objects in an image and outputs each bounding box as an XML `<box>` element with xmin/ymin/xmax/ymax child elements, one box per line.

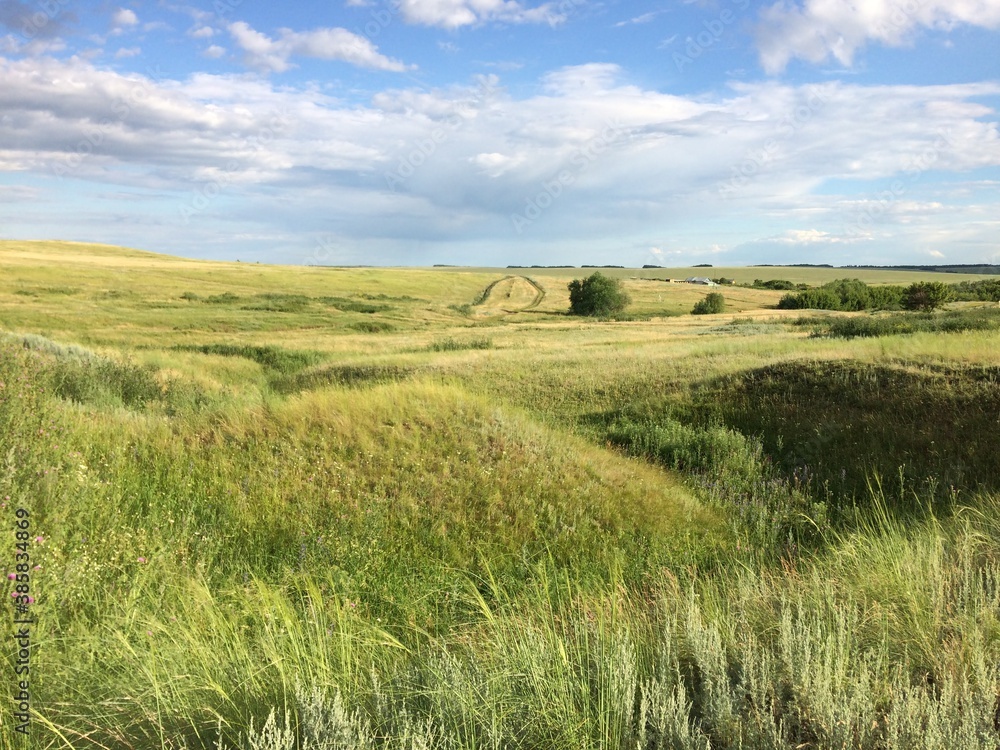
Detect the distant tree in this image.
<box><xmin>567</xmin><ymin>272</ymin><xmax>631</xmax><ymax>316</ymax></box>
<box><xmin>692</xmin><ymin>292</ymin><xmax>726</xmax><ymax>315</ymax></box>
<box><xmin>903</xmin><ymin>281</ymin><xmax>952</xmax><ymax>311</ymax></box>
<box><xmin>753</xmin><ymin>279</ymin><xmax>796</xmax><ymax>291</ymax></box>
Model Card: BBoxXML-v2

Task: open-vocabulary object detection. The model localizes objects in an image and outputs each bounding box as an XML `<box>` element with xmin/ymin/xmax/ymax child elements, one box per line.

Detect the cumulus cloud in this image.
<box><xmin>0</xmin><ymin>55</ymin><xmax>998</xmax><ymax>262</ymax></box>
<box><xmin>755</xmin><ymin>0</ymin><xmax>1000</xmax><ymax>73</ymax></box>
<box><xmin>396</xmin><ymin>0</ymin><xmax>567</xmax><ymax>29</ymax></box>
<box><xmin>227</xmin><ymin>21</ymin><xmax>412</xmax><ymax>73</ymax></box>
<box><xmin>112</xmin><ymin>8</ymin><xmax>138</xmax><ymax>28</ymax></box>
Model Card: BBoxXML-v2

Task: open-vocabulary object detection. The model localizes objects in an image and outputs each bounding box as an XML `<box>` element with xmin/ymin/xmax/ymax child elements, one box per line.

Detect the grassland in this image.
<box><xmin>2</xmin><ymin>241</ymin><xmax>1000</xmax><ymax>749</ymax></box>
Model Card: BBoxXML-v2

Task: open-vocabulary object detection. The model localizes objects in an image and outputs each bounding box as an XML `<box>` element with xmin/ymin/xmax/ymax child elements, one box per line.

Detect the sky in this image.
<box><xmin>0</xmin><ymin>0</ymin><xmax>998</xmax><ymax>267</ymax></box>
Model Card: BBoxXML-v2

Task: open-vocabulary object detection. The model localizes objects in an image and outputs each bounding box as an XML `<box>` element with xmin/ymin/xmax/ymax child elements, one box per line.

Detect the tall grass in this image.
<box><xmin>3</xmin><ymin>244</ymin><xmax>1000</xmax><ymax>748</ymax></box>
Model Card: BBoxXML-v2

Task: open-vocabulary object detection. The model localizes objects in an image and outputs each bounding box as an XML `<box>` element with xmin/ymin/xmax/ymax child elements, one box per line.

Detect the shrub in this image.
<box><xmin>241</xmin><ymin>294</ymin><xmax>311</xmax><ymax>313</ymax></box>
<box><xmin>816</xmin><ymin>308</ymin><xmax>1000</xmax><ymax>339</ymax></box>
<box><xmin>428</xmin><ymin>337</ymin><xmax>494</xmax><ymax>352</ymax></box>
<box><xmin>692</xmin><ymin>293</ymin><xmax>726</xmax><ymax>315</ymax></box>
<box><xmin>206</xmin><ymin>292</ymin><xmax>241</xmax><ymax>304</ymax></box>
<box><xmin>567</xmin><ymin>272</ymin><xmax>631</xmax><ymax>316</ymax></box>
<box><xmin>319</xmin><ymin>297</ymin><xmax>392</xmax><ymax>314</ymax></box>
<box><xmin>903</xmin><ymin>281</ymin><xmax>952</xmax><ymax>311</ymax></box>
<box><xmin>777</xmin><ymin>280</ymin><xmax>904</xmax><ymax>312</ymax></box>
<box><xmin>951</xmin><ymin>279</ymin><xmax>1000</xmax><ymax>302</ymax></box>
<box><xmin>753</xmin><ymin>279</ymin><xmax>797</xmax><ymax>290</ymax></box>
<box><xmin>349</xmin><ymin>320</ymin><xmax>395</xmax><ymax>333</ymax></box>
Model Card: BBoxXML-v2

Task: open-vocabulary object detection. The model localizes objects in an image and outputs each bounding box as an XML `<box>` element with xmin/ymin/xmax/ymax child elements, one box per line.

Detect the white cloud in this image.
<box><xmin>471</xmin><ymin>151</ymin><xmax>525</xmax><ymax>176</ymax></box>
<box><xmin>396</xmin><ymin>0</ymin><xmax>567</xmax><ymax>29</ymax></box>
<box><xmin>768</xmin><ymin>229</ymin><xmax>855</xmax><ymax>244</ymax></box>
<box><xmin>203</xmin><ymin>45</ymin><xmax>225</xmax><ymax>59</ymax></box>
<box><xmin>1</xmin><ymin>55</ymin><xmax>999</xmax><ymax>263</ymax></box>
<box><xmin>615</xmin><ymin>11</ymin><xmax>663</xmax><ymax>27</ymax></box>
<box><xmin>189</xmin><ymin>26</ymin><xmax>215</xmax><ymax>39</ymax></box>
<box><xmin>756</xmin><ymin>0</ymin><xmax>1000</xmax><ymax>73</ymax></box>
<box><xmin>0</xmin><ymin>34</ymin><xmax>66</xmax><ymax>56</ymax></box>
<box><xmin>227</xmin><ymin>21</ymin><xmax>412</xmax><ymax>73</ymax></box>
<box><xmin>114</xmin><ymin>46</ymin><xmax>141</xmax><ymax>59</ymax></box>
<box><xmin>113</xmin><ymin>8</ymin><xmax>139</xmax><ymax>27</ymax></box>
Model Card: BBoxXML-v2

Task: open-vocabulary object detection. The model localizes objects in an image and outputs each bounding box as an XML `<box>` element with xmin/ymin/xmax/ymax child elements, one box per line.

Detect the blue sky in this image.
<box><xmin>0</xmin><ymin>0</ymin><xmax>998</xmax><ymax>266</ymax></box>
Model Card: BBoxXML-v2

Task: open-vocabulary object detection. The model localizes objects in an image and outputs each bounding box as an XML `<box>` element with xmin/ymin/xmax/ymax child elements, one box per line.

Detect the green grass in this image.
<box><xmin>816</xmin><ymin>307</ymin><xmax>1000</xmax><ymax>338</ymax></box>
<box><xmin>2</xmin><ymin>240</ymin><xmax>1000</xmax><ymax>749</ymax></box>
<box><xmin>427</xmin><ymin>337</ymin><xmax>494</xmax><ymax>352</ymax></box>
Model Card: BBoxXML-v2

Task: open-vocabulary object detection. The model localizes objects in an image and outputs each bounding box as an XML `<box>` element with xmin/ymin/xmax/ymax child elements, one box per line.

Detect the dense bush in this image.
<box><xmin>428</xmin><ymin>337</ymin><xmax>494</xmax><ymax>352</ymax></box>
<box><xmin>903</xmin><ymin>281</ymin><xmax>952</xmax><ymax>311</ymax></box>
<box><xmin>567</xmin><ymin>272</ymin><xmax>631</xmax><ymax>316</ymax></box>
<box><xmin>692</xmin><ymin>292</ymin><xmax>726</xmax><ymax>315</ymax></box>
<box><xmin>778</xmin><ymin>288</ymin><xmax>843</xmax><ymax>310</ymax></box>
<box><xmin>951</xmin><ymin>278</ymin><xmax>1000</xmax><ymax>302</ymax></box>
<box><xmin>778</xmin><ymin>279</ymin><xmax>905</xmax><ymax>311</ymax></box>
<box><xmin>752</xmin><ymin>278</ymin><xmax>798</xmax><ymax>290</ymax></box>
<box><xmin>817</xmin><ymin>308</ymin><xmax>1000</xmax><ymax>339</ymax></box>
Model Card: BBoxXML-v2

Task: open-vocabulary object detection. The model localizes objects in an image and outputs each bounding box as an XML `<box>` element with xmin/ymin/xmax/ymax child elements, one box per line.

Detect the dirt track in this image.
<box><xmin>475</xmin><ymin>276</ymin><xmax>545</xmax><ymax>315</ymax></box>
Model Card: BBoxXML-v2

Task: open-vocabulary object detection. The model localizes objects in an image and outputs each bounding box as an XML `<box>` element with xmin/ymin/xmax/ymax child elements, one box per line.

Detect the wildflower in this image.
<box><xmin>6</xmin><ymin>573</ymin><xmax>15</xmax><ymax>580</ymax></box>
<box><xmin>137</xmin><ymin>557</ymin><xmax>147</xmax><ymax>563</ymax></box>
<box><xmin>34</xmin><ymin>536</ymin><xmax>43</xmax><ymax>543</ymax></box>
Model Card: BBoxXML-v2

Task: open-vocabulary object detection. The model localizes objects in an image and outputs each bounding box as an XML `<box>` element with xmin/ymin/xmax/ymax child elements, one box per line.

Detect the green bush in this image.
<box><xmin>903</xmin><ymin>281</ymin><xmax>952</xmax><ymax>311</ymax></box>
<box><xmin>320</xmin><ymin>297</ymin><xmax>393</xmax><ymax>314</ymax></box>
<box><xmin>177</xmin><ymin>343</ymin><xmax>323</xmax><ymax>374</ymax></box>
<box><xmin>428</xmin><ymin>337</ymin><xmax>494</xmax><ymax>352</ymax></box>
<box><xmin>777</xmin><ymin>280</ymin><xmax>905</xmax><ymax>311</ymax></box>
<box><xmin>568</xmin><ymin>272</ymin><xmax>631</xmax><ymax>317</ymax></box>
<box><xmin>692</xmin><ymin>293</ymin><xmax>726</xmax><ymax>315</ymax></box>
<box><xmin>349</xmin><ymin>320</ymin><xmax>395</xmax><ymax>333</ymax></box>
<box><xmin>752</xmin><ymin>279</ymin><xmax>797</xmax><ymax>290</ymax></box>
<box><xmin>241</xmin><ymin>294</ymin><xmax>311</xmax><ymax>313</ymax></box>
<box><xmin>818</xmin><ymin>309</ymin><xmax>1000</xmax><ymax>339</ymax></box>
<box><xmin>205</xmin><ymin>292</ymin><xmax>241</xmax><ymax>304</ymax></box>
<box><xmin>951</xmin><ymin>279</ymin><xmax>1000</xmax><ymax>302</ymax></box>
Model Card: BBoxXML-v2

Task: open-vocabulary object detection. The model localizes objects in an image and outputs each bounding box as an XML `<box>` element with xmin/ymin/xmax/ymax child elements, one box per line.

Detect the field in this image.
<box><xmin>2</xmin><ymin>240</ymin><xmax>1000</xmax><ymax>749</ymax></box>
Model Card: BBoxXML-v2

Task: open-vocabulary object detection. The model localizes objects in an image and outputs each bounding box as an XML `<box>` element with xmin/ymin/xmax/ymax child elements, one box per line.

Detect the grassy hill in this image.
<box><xmin>2</xmin><ymin>241</ymin><xmax>1000</xmax><ymax>749</ymax></box>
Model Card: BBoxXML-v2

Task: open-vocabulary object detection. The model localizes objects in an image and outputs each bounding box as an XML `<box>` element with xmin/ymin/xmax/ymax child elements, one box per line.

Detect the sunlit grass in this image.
<box><xmin>2</xmin><ymin>241</ymin><xmax>1000</xmax><ymax>748</ymax></box>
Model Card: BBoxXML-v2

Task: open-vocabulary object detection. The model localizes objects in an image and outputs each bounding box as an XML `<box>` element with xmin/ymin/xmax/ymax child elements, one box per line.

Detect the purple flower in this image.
<box><xmin>6</xmin><ymin>573</ymin><xmax>15</xmax><ymax>580</ymax></box>
<box><xmin>137</xmin><ymin>557</ymin><xmax>147</xmax><ymax>563</ymax></box>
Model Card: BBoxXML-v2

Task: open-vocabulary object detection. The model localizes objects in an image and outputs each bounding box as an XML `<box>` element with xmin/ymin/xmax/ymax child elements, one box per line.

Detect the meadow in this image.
<box><xmin>1</xmin><ymin>240</ymin><xmax>999</xmax><ymax>749</ymax></box>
